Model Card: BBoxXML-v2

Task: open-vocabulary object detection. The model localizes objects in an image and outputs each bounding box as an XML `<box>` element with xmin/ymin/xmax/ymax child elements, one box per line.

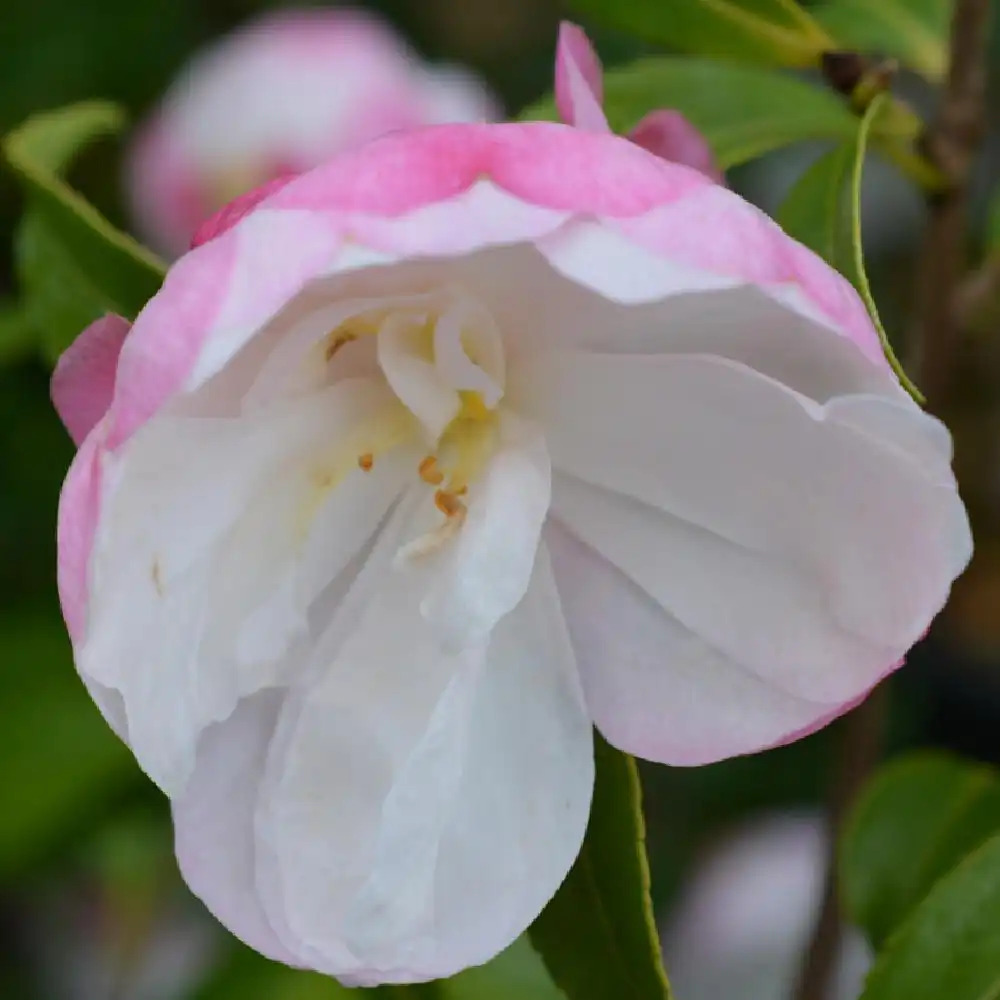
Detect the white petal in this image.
<box><xmin>173</xmin><ymin>690</ymin><xmax>296</xmax><ymax>964</ymax></box>
<box><xmin>824</xmin><ymin>394</ymin><xmax>954</xmax><ymax>481</ymax></box>
<box><xmin>81</xmin><ymin>377</ymin><xmax>413</xmax><ymax>794</ymax></box>
<box><xmin>239</xmin><ymin>289</ymin><xmax>443</xmax><ymax>414</ymax></box>
<box><xmin>546</xmin><ymin>519</ymin><xmax>841</xmax><ymax>764</ymax></box>
<box><xmin>552</xmin><ymin>473</ymin><xmax>893</xmax><ymax>703</ymax></box>
<box><xmin>536</xmin><ymin>352</ymin><xmax>969</xmax><ymax>704</ymax></box>
<box><xmin>490</xmin><ymin>256</ymin><xmax>896</xmax><ymax>408</ymax></box>
<box><xmin>432</xmin><ymin>292</ymin><xmax>505</xmax><ymax>407</ymax></box>
<box><xmin>377</xmin><ymin>310</ymin><xmax>459</xmax><ymax>440</ymax></box>
<box><xmin>537</xmin><ymin>221</ymin><xmax>734</xmax><ymax>304</ymax></box>
<box><xmin>420</xmin><ymin>415</ymin><xmax>551</xmax><ymax>650</ymax></box>
<box><xmin>254</xmin><ymin>542</ymin><xmax>593</xmax><ymax>983</ymax></box>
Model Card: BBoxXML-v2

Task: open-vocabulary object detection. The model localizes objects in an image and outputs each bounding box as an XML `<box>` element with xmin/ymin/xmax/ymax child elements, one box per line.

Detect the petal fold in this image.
<box><xmin>80</xmin><ymin>378</ymin><xmax>412</xmax><ymax>794</ymax></box>
<box><xmin>421</xmin><ymin>415</ymin><xmax>551</xmax><ymax>650</ymax></box>
<box><xmin>538</xmin><ymin>351</ymin><xmax>969</xmax><ymax>708</ymax></box>
<box><xmin>255</xmin><ymin>540</ymin><xmax>592</xmax><ymax>982</ymax></box>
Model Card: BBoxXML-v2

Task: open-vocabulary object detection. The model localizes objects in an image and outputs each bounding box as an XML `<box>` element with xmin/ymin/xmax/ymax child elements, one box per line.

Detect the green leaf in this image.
<box><xmin>529</xmin><ymin>732</ymin><xmax>669</xmax><ymax>1000</ymax></box>
<box><xmin>17</xmin><ymin>209</ymin><xmax>123</xmax><ymax>362</ymax></box>
<box><xmin>565</xmin><ymin>0</ymin><xmax>833</xmax><ymax>66</ymax></box>
<box><xmin>778</xmin><ymin>142</ymin><xmax>857</xmax><ymax>280</ymax></box>
<box><xmin>3</xmin><ymin>102</ymin><xmax>166</xmax><ymax>358</ymax></box>
<box><xmin>191</xmin><ymin>946</ymin><xmax>356</xmax><ymax>1000</ymax></box>
<box><xmin>0</xmin><ymin>609</ymin><xmax>139</xmax><ymax>874</ymax></box>
<box><xmin>776</xmin><ymin>93</ymin><xmax>922</xmax><ymax>401</ymax></box>
<box><xmin>0</xmin><ymin>300</ymin><xmax>35</xmax><ymax>366</ymax></box>
<box><xmin>859</xmin><ymin>831</ymin><xmax>1000</xmax><ymax>1000</ymax></box>
<box><xmin>521</xmin><ymin>58</ymin><xmax>857</xmax><ymax>169</ymax></box>
<box><xmin>814</xmin><ymin>0</ymin><xmax>951</xmax><ymax>82</ymax></box>
<box><xmin>445</xmin><ymin>936</ymin><xmax>564</xmax><ymax>1000</ymax></box>
<box><xmin>194</xmin><ymin>944</ymin><xmax>449</xmax><ymax>1000</ymax></box>
<box><xmin>841</xmin><ymin>752</ymin><xmax>1000</xmax><ymax>950</ymax></box>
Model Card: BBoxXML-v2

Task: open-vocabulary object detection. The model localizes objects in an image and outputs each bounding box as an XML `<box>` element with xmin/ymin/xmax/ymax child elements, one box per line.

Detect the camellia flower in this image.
<box><xmin>55</xmin><ymin>24</ymin><xmax>970</xmax><ymax>987</ymax></box>
<box><xmin>126</xmin><ymin>8</ymin><xmax>497</xmax><ymax>257</ymax></box>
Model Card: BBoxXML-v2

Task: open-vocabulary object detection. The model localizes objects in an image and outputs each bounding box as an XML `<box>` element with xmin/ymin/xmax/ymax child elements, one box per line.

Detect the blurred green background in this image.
<box><xmin>2</xmin><ymin>1</ymin><xmax>1000</xmax><ymax>998</ymax></box>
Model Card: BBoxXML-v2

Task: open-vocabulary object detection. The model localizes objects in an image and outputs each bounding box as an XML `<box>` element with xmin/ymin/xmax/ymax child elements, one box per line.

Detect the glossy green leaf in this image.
<box><xmin>565</xmin><ymin>0</ymin><xmax>833</xmax><ymax>66</ymax></box>
<box><xmin>521</xmin><ymin>58</ymin><xmax>857</xmax><ymax>169</ymax></box>
<box><xmin>859</xmin><ymin>831</ymin><xmax>1000</xmax><ymax>1000</ymax></box>
<box><xmin>529</xmin><ymin>732</ymin><xmax>669</xmax><ymax>1000</ymax></box>
<box><xmin>841</xmin><ymin>752</ymin><xmax>1000</xmax><ymax>950</ymax></box>
<box><xmin>0</xmin><ymin>610</ymin><xmax>138</xmax><ymax>874</ymax></box>
<box><xmin>3</xmin><ymin>102</ymin><xmax>166</xmax><ymax>358</ymax></box>
<box><xmin>814</xmin><ymin>0</ymin><xmax>951</xmax><ymax>82</ymax></box>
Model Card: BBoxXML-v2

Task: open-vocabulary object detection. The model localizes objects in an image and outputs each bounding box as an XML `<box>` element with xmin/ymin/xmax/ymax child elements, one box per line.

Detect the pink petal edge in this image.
<box><xmin>191</xmin><ymin>172</ymin><xmax>298</xmax><ymax>249</ymax></box>
<box><xmin>629</xmin><ymin>110</ymin><xmax>725</xmax><ymax>183</ymax></box>
<box><xmin>51</xmin><ymin>314</ymin><xmax>132</xmax><ymax>446</ymax></box>
<box><xmin>554</xmin><ymin>22</ymin><xmax>609</xmax><ymax>133</ymax></box>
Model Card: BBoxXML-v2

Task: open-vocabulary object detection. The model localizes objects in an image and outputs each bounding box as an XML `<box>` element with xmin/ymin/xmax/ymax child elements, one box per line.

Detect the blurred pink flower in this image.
<box><xmin>126</xmin><ymin>8</ymin><xmax>498</xmax><ymax>256</ymax></box>
<box><xmin>662</xmin><ymin>815</ymin><xmax>871</xmax><ymax>1000</ymax></box>
<box><xmin>54</xmin><ymin>38</ymin><xmax>969</xmax><ymax>985</ymax></box>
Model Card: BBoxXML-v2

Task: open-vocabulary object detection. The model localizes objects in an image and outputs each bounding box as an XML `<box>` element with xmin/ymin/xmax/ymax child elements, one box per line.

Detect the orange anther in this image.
<box><xmin>358</xmin><ymin>453</ymin><xmax>374</xmax><ymax>471</ymax></box>
<box><xmin>434</xmin><ymin>489</ymin><xmax>466</xmax><ymax>519</ymax></box>
<box><xmin>419</xmin><ymin>455</ymin><xmax>444</xmax><ymax>485</ymax></box>
<box><xmin>325</xmin><ymin>332</ymin><xmax>356</xmax><ymax>361</ymax></box>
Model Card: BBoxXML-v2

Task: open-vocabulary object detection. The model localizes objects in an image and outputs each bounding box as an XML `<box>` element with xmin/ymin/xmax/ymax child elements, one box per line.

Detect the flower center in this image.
<box><xmin>322</xmin><ymin>287</ymin><xmax>507</xmax><ymax>559</ymax></box>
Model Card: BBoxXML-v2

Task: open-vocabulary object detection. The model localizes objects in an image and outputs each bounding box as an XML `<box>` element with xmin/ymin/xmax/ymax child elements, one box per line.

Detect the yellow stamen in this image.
<box><xmin>324</xmin><ymin>314</ymin><xmax>384</xmax><ymax>361</ymax></box>
<box><xmin>457</xmin><ymin>389</ymin><xmax>491</xmax><ymax>422</ymax></box>
<box><xmin>442</xmin><ymin>418</ymin><xmax>496</xmax><ymax>496</ymax></box>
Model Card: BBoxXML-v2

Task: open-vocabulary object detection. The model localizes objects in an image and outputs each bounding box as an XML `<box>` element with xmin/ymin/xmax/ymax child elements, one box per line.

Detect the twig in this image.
<box><xmin>907</xmin><ymin>0</ymin><xmax>992</xmax><ymax>408</ymax></box>
<box><xmin>792</xmin><ymin>685</ymin><xmax>888</xmax><ymax>1000</ymax></box>
<box><xmin>957</xmin><ymin>254</ymin><xmax>1000</xmax><ymax>332</ymax></box>
<box><xmin>793</xmin><ymin>2</ymin><xmax>992</xmax><ymax>999</ymax></box>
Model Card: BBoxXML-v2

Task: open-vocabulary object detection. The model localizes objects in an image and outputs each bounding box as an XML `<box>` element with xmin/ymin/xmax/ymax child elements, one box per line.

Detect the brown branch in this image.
<box><xmin>907</xmin><ymin>0</ymin><xmax>992</xmax><ymax>409</ymax></box>
<box><xmin>957</xmin><ymin>254</ymin><xmax>1000</xmax><ymax>332</ymax></box>
<box><xmin>791</xmin><ymin>685</ymin><xmax>889</xmax><ymax>1000</ymax></box>
<box><xmin>793</xmin><ymin>3</ymin><xmax>992</xmax><ymax>999</ymax></box>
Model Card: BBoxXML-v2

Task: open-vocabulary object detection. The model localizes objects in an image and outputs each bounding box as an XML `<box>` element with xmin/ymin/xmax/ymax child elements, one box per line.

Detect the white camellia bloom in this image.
<box><xmin>53</xmin><ymin>25</ymin><xmax>971</xmax><ymax>990</ymax></box>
